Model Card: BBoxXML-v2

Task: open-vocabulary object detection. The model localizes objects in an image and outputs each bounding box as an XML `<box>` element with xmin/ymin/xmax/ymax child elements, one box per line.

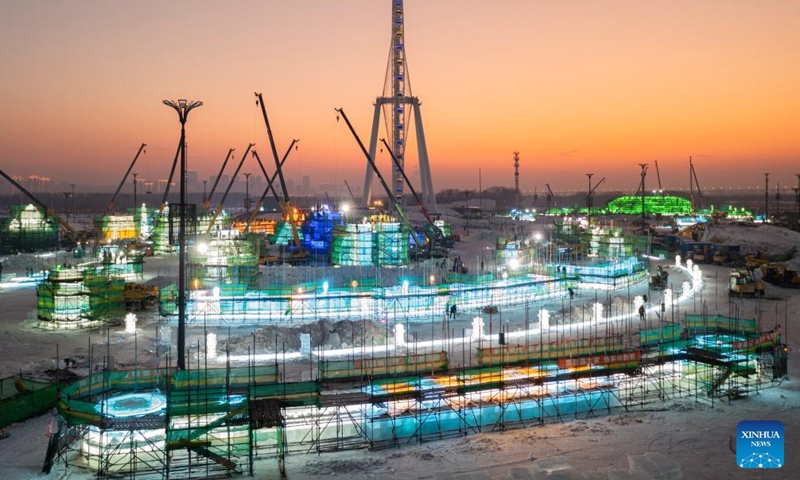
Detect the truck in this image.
<box><xmin>728</xmin><ymin>269</ymin><xmax>765</xmax><ymax>297</ymax></box>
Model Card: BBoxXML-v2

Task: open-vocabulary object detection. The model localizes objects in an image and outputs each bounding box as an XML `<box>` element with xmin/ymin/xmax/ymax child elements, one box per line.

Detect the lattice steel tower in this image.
<box><xmin>361</xmin><ymin>0</ymin><xmax>437</xmax><ymax>213</ymax></box>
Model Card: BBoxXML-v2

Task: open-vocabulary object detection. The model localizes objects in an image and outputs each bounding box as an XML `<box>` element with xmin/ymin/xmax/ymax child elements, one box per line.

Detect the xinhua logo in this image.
<box><xmin>737</xmin><ymin>420</ymin><xmax>784</xmax><ymax>468</ymax></box>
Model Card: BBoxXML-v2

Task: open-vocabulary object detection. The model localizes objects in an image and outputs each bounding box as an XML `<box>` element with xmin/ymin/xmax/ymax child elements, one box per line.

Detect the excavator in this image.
<box><xmin>255</xmin><ymin>92</ymin><xmax>307</xmax><ymax>262</ymax></box>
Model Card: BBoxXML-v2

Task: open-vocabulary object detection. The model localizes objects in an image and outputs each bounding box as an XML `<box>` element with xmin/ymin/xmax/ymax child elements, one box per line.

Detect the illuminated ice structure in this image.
<box><xmin>81</xmin><ymin>392</ymin><xmax>168</xmax><ymax>473</ymax></box>
<box><xmin>173</xmin><ymin>256</ymin><xmax>647</xmax><ymax>325</ymax></box>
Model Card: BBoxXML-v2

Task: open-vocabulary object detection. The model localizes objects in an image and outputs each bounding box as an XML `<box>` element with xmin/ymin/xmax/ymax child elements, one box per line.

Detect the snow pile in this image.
<box><xmin>705</xmin><ymin>224</ymin><xmax>799</xmax><ymax>267</ymax></box>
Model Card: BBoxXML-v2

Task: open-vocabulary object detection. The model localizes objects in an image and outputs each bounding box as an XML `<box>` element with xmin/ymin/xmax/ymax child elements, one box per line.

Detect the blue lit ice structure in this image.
<box><xmin>99</xmin><ymin>391</ymin><xmax>167</xmax><ymax>417</ymax></box>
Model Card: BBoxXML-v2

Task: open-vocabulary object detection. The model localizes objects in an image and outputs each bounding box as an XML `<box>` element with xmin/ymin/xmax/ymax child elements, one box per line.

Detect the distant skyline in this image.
<box><xmin>1</xmin><ymin>1</ymin><xmax>799</xmax><ymax>195</ymax></box>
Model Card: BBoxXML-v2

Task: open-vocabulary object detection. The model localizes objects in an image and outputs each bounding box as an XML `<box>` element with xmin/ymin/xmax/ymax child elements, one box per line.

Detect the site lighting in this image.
<box><xmin>163</xmin><ymin>98</ymin><xmax>203</xmax><ymax>371</ymax></box>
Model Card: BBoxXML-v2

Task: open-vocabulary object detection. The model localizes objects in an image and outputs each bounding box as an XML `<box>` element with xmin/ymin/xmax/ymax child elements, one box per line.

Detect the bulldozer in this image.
<box><xmin>728</xmin><ymin>269</ymin><xmax>765</xmax><ymax>297</ymax></box>
<box><xmin>124</xmin><ymin>282</ymin><xmax>160</xmax><ymax>310</ymax></box>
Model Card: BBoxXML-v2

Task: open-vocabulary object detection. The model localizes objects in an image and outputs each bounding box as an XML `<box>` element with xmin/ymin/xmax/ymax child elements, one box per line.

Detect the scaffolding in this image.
<box><xmin>47</xmin><ymin>307</ymin><xmax>785</xmax><ymax>479</ymax></box>
<box><xmin>37</xmin><ymin>267</ymin><xmax>126</xmax><ymax>329</ymax></box>
<box><xmin>330</xmin><ymin>216</ymin><xmax>411</xmax><ymax>267</ymax></box>
<box><xmin>189</xmin><ymin>237</ymin><xmax>260</xmax><ymax>290</ymax></box>
<box><xmin>0</xmin><ymin>204</ymin><xmax>59</xmax><ymax>253</ymax></box>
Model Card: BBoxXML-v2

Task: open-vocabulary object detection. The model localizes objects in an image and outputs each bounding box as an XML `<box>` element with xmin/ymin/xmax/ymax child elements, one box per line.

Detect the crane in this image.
<box><xmin>545</xmin><ymin>184</ymin><xmax>557</xmax><ymax>212</ymax></box>
<box><xmin>654</xmin><ymin>160</ymin><xmax>663</xmax><ymax>192</ymax></box>
<box><xmin>204</xmin><ymin>148</ymin><xmax>235</xmax><ymax>210</ymax></box>
<box><xmin>0</xmin><ymin>167</ymin><xmax>78</xmax><ymax>242</ymax></box>
<box><xmin>689</xmin><ymin>157</ymin><xmax>704</xmax><ymax>211</ymax></box>
<box><xmin>255</xmin><ymin>92</ymin><xmax>305</xmax><ymax>260</ymax></box>
<box><xmin>243</xmin><ymin>140</ymin><xmax>299</xmax><ymax>234</ymax></box>
<box><xmin>343</xmin><ymin>179</ymin><xmax>357</xmax><ymax>205</ymax></box>
<box><xmin>206</xmin><ymin>144</ymin><xmax>254</xmax><ymax>233</ymax></box>
<box><xmin>104</xmin><ymin>143</ymin><xmax>146</xmax><ymax>216</ymax></box>
<box><xmin>336</xmin><ymin>108</ymin><xmax>424</xmax><ymax>249</ymax></box>
<box><xmin>380</xmin><ymin>137</ymin><xmax>446</xmax><ymax>249</ymax></box>
<box><xmin>156</xmin><ymin>140</ymin><xmax>181</xmax><ymax>220</ymax></box>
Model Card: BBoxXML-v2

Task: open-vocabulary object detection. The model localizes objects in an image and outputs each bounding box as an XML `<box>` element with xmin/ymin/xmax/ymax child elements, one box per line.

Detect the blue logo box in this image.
<box><xmin>737</xmin><ymin>420</ymin><xmax>784</xmax><ymax>469</ymax></box>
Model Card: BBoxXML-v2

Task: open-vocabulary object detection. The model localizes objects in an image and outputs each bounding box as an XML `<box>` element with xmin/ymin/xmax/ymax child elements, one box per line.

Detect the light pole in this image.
<box><xmin>163</xmin><ymin>98</ymin><xmax>203</xmax><ymax>371</ymax></box>
<box><xmin>764</xmin><ymin>173</ymin><xmax>769</xmax><ymax>222</ymax></box>
<box><xmin>243</xmin><ymin>172</ymin><xmax>252</xmax><ymax>214</ymax></box>
<box><xmin>132</xmin><ymin>172</ymin><xmax>138</xmax><ymax>208</ymax></box>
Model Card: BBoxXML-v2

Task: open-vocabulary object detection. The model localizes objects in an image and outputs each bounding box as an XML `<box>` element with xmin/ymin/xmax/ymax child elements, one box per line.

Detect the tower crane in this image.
<box><xmin>336</xmin><ymin>108</ymin><xmax>424</xmax><ymax>250</ymax></box>
<box><xmin>104</xmin><ymin>143</ymin><xmax>146</xmax><ymax>216</ymax></box>
<box><xmin>255</xmin><ymin>92</ymin><xmax>306</xmax><ymax>260</ymax></box>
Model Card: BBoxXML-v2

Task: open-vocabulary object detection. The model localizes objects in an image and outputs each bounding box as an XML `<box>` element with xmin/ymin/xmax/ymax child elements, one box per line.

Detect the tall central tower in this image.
<box><xmin>361</xmin><ymin>0</ymin><xmax>437</xmax><ymax>213</ymax></box>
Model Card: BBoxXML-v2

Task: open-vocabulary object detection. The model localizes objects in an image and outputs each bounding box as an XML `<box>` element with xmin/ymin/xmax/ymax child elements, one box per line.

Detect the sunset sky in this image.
<box><xmin>1</xmin><ymin>0</ymin><xmax>799</xmax><ymax>196</ymax></box>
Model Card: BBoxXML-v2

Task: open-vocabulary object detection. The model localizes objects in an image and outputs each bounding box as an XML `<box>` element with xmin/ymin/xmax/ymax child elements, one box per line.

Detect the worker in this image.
<box><xmin>638</xmin><ymin>304</ymin><xmax>645</xmax><ymax>321</ymax></box>
<box><xmin>449</xmin><ymin>304</ymin><xmax>457</xmax><ymax>319</ymax></box>
<box><xmin>568</xmin><ymin>288</ymin><xmax>575</xmax><ymax>300</ymax></box>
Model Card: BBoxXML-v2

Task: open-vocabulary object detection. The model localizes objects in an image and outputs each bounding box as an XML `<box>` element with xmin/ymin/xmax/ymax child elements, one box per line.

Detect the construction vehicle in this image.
<box><xmin>649</xmin><ymin>265</ymin><xmax>669</xmax><ymax>290</ymax></box>
<box><xmin>255</xmin><ymin>92</ymin><xmax>307</xmax><ymax>262</ymax></box>
<box><xmin>124</xmin><ymin>282</ymin><xmax>160</xmax><ymax>310</ymax></box>
<box><xmin>729</xmin><ymin>268</ymin><xmax>765</xmax><ymax>297</ymax></box>
<box><xmin>760</xmin><ymin>263</ymin><xmax>800</xmax><ymax>288</ymax></box>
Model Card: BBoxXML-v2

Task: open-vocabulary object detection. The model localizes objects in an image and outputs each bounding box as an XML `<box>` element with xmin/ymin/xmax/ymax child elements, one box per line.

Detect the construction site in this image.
<box><xmin>1</xmin><ymin>2</ymin><xmax>798</xmax><ymax>480</ymax></box>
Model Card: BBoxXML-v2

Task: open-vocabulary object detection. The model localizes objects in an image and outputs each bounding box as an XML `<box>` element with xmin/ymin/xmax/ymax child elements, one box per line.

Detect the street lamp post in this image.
<box><xmin>764</xmin><ymin>173</ymin><xmax>770</xmax><ymax>222</ymax></box>
<box><xmin>163</xmin><ymin>98</ymin><xmax>203</xmax><ymax>371</ymax></box>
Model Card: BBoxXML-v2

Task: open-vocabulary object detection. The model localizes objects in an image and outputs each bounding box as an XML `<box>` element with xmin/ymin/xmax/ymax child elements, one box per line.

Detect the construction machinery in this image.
<box><xmin>255</xmin><ymin>92</ymin><xmax>306</xmax><ymax>262</ymax></box>
<box><xmin>379</xmin><ymin>137</ymin><xmax>452</xmax><ymax>254</ymax></box>
<box><xmin>760</xmin><ymin>263</ymin><xmax>800</xmax><ymax>289</ymax></box>
<box><xmin>729</xmin><ymin>268</ymin><xmax>766</xmax><ymax>297</ymax></box>
<box><xmin>124</xmin><ymin>282</ymin><xmax>160</xmax><ymax>310</ymax></box>
<box><xmin>0</xmin><ymin>167</ymin><xmax>82</xmax><ymax>247</ymax></box>
<box><xmin>204</xmin><ymin>148</ymin><xmax>235</xmax><ymax>210</ymax></box>
<box><xmin>649</xmin><ymin>265</ymin><xmax>669</xmax><ymax>291</ymax></box>
<box><xmin>104</xmin><ymin>143</ymin><xmax>146</xmax><ymax>215</ymax></box>
<box><xmin>335</xmin><ymin>108</ymin><xmax>425</xmax><ymax>254</ymax></box>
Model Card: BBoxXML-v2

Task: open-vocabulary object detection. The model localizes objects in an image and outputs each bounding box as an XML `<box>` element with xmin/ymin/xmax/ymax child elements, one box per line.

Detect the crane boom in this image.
<box><xmin>205</xmin><ymin>148</ymin><xmax>235</xmax><ymax>210</ymax></box>
<box><xmin>380</xmin><ymin>137</ymin><xmax>443</xmax><ymax>243</ymax></box>
<box><xmin>254</xmin><ymin>92</ymin><xmax>304</xmax><ymax>258</ymax></box>
<box><xmin>245</xmin><ymin>140</ymin><xmax>298</xmax><ymax>233</ymax></box>
<box><xmin>105</xmin><ymin>143</ymin><xmax>146</xmax><ymax>216</ymax></box>
<box><xmin>206</xmin><ymin>144</ymin><xmax>254</xmax><ymax>233</ymax></box>
<box><xmin>156</xmin><ymin>140</ymin><xmax>182</xmax><ymax>220</ymax></box>
<box><xmin>0</xmin><ymin>167</ymin><xmax>75</xmax><ymax>235</ymax></box>
<box><xmin>654</xmin><ymin>160</ymin><xmax>662</xmax><ymax>191</ymax></box>
<box><xmin>336</xmin><ymin>108</ymin><xmax>423</xmax><ymax>248</ymax></box>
